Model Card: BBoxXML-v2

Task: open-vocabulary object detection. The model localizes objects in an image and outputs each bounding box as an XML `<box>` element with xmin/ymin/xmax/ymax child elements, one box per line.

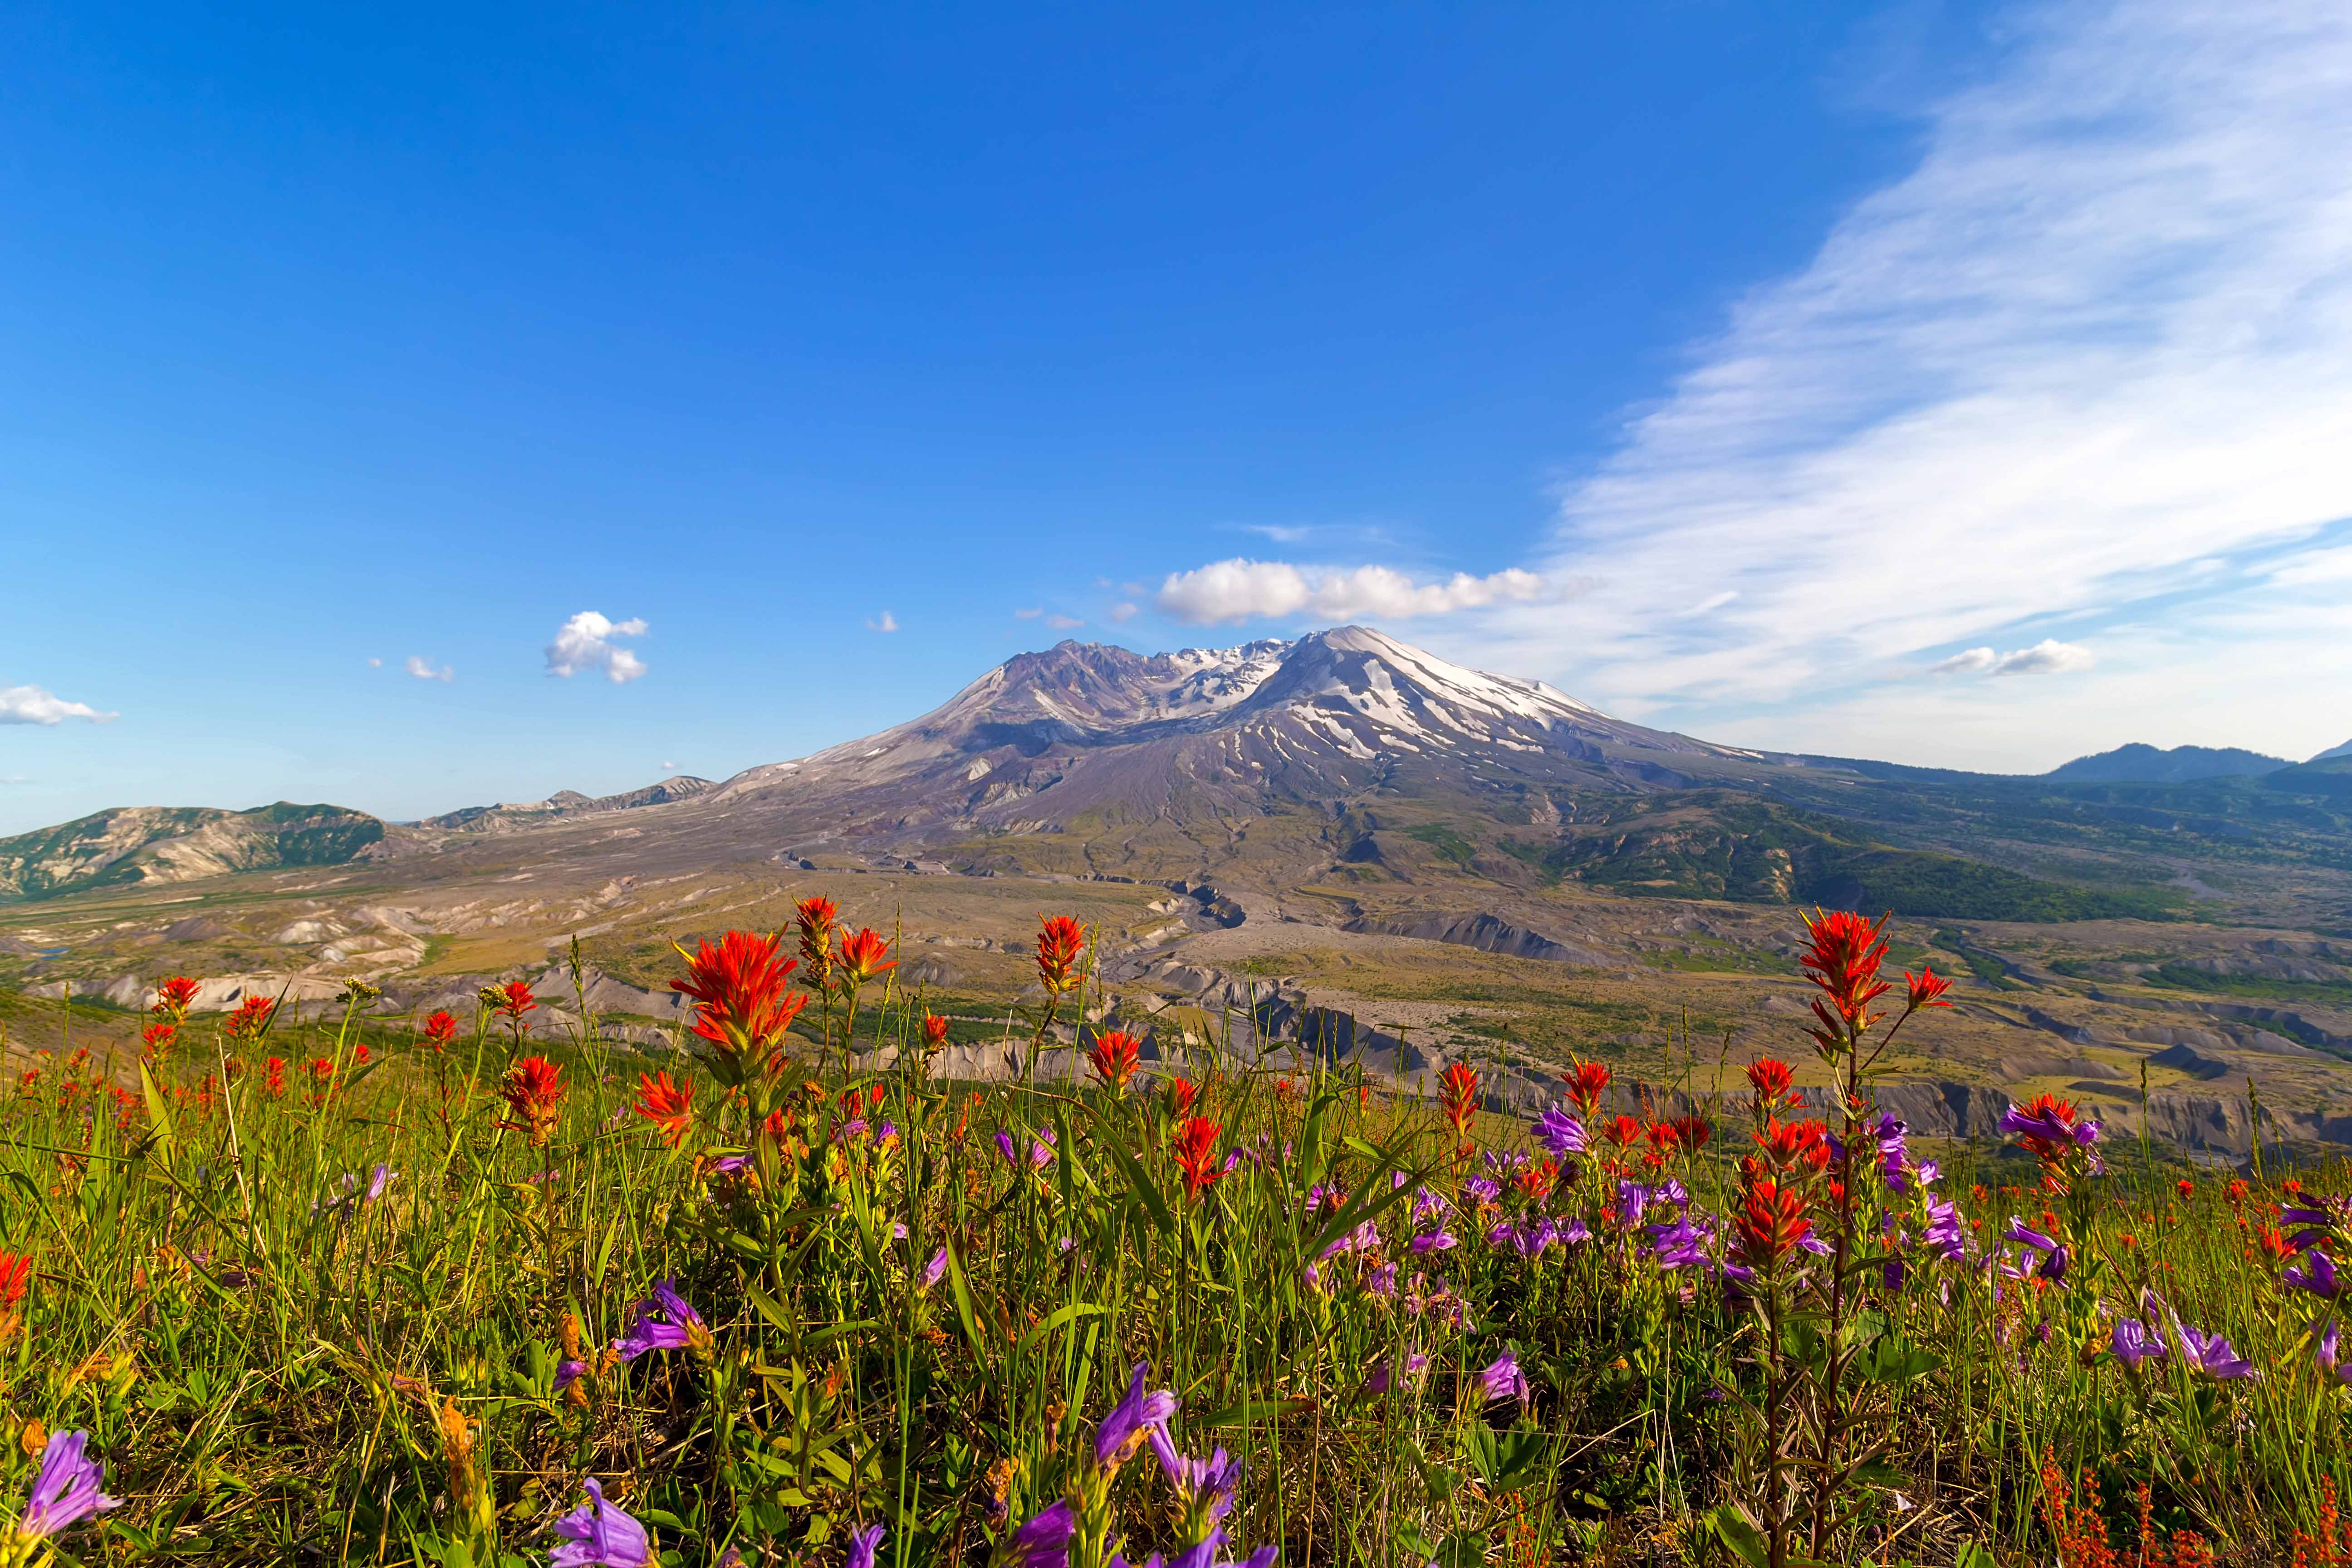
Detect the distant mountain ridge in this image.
<box><xmin>2047</xmin><ymin>742</ymin><xmax>2292</xmax><ymax>784</ymax></box>
<box><xmin>421</xmin><ymin>776</ymin><xmax>715</xmax><ymax>832</ymax></box>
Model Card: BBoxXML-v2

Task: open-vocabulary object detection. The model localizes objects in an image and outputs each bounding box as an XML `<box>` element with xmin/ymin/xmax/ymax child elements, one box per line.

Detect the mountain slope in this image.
<box><xmin>0</xmin><ymin>803</ymin><xmax>385</xmax><ymax>901</ymax></box>
<box><xmin>2047</xmin><ymin>742</ymin><xmax>2290</xmax><ymax>783</ymax></box>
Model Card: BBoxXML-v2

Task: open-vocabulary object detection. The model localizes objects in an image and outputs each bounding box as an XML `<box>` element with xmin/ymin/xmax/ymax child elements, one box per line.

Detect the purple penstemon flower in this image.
<box><xmin>845</xmin><ymin>1523</ymin><xmax>886</xmax><ymax>1568</ymax></box>
<box><xmin>920</xmin><ymin>1246</ymin><xmax>950</xmax><ymax>1291</ymax></box>
<box><xmin>1409</xmin><ymin>1230</ymin><xmax>1457</xmax><ymax>1255</ymax></box>
<box><xmin>1149</xmin><ymin>1426</ymin><xmax>1244</xmax><ymax>1524</ymax></box>
<box><xmin>613</xmin><ymin>1278</ymin><xmax>709</xmax><ymax>1361</ymax></box>
<box><xmin>550</xmin><ymin>1477</ymin><xmax>654</xmax><ymax>1568</ymax></box>
<box><xmin>1462</xmin><ymin>1176</ymin><xmax>1501</xmax><ymax>1205</ymax></box>
<box><xmin>1364</xmin><ymin>1260</ymin><xmax>1398</xmax><ymax>1296</ymax></box>
<box><xmin>2287</xmin><ymin>1248</ymin><xmax>2344</xmax><ymax>1300</ymax></box>
<box><xmin>1923</xmin><ymin>1197</ymin><xmax>1968</xmax><ymax>1263</ymax></box>
<box><xmin>1478</xmin><ymin>1348</ymin><xmax>1532</xmax><ymax>1409</ymax></box>
<box><xmin>2169</xmin><ymin>1318</ymin><xmax>2257</xmax><ymax>1380</ymax></box>
<box><xmin>554</xmin><ymin>1358</ymin><xmax>589</xmax><ymax>1393</ymax></box>
<box><xmin>1095</xmin><ymin>1362</ymin><xmax>1179</xmax><ymax>1470</ymax></box>
<box><xmin>1411</xmin><ymin>1187</ymin><xmax>1450</xmax><ymax>1225</ymax></box>
<box><xmin>1612</xmin><ymin>1182</ymin><xmax>1651</xmax><ymax>1229</ymax></box>
<box><xmin>1534</xmin><ymin>1104</ymin><xmax>1586</xmax><ymax>1157</ymax></box>
<box><xmin>994</xmin><ymin>1130</ymin><xmax>1019</xmax><ymax>1167</ymax></box>
<box><xmin>2111</xmin><ymin>1317</ymin><xmax>2166</xmax><ymax>1371</ymax></box>
<box><xmin>2284</xmin><ymin>1203</ymin><xmax>2343</xmax><ymax>1253</ymax></box>
<box><xmin>14</xmin><ymin>1429</ymin><xmax>120</xmax><ymax>1541</ymax></box>
<box><xmin>2001</xmin><ymin>1220</ymin><xmax>2069</xmax><ymax>1285</ymax></box>
<box><xmin>2319</xmin><ymin>1319</ymin><xmax>2352</xmax><ymax>1385</ymax></box>
<box><xmin>1644</xmin><ymin>1209</ymin><xmax>1712</xmax><ymax>1270</ymax></box>
<box><xmin>1002</xmin><ymin>1500</ymin><xmax>1077</xmax><ymax>1568</ymax></box>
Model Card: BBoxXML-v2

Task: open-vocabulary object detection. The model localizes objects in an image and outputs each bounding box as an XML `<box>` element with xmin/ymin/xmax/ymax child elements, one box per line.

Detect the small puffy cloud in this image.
<box><xmin>0</xmin><ymin>684</ymin><xmax>115</xmax><ymax>725</ymax></box>
<box><xmin>1044</xmin><ymin>613</ymin><xmax>1084</xmax><ymax>630</ymax></box>
<box><xmin>405</xmin><ymin>655</ymin><xmax>455</xmax><ymax>683</ymax></box>
<box><xmin>1106</xmin><ymin>602</ymin><xmax>1138</xmax><ymax>623</ymax></box>
<box><xmin>1156</xmin><ymin>558</ymin><xmax>1552</xmax><ymax>626</ymax></box>
<box><xmin>367</xmin><ymin>656</ymin><xmax>383</xmax><ymax>668</ymax></box>
<box><xmin>866</xmin><ymin>611</ymin><xmax>899</xmax><ymax>633</ymax></box>
<box><xmin>1929</xmin><ymin>640</ymin><xmax>2095</xmax><ymax>677</ymax></box>
<box><xmin>546</xmin><ymin>612</ymin><xmax>649</xmax><ymax>683</ymax></box>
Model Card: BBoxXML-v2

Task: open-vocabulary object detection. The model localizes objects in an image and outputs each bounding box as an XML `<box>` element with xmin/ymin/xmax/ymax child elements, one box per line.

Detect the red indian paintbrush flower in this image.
<box><xmin>0</xmin><ymin>1251</ymin><xmax>28</xmax><ymax>1343</ymax></box>
<box><xmin>491</xmin><ymin>980</ymin><xmax>538</xmax><ymax>1028</ymax></box>
<box><xmin>140</xmin><ymin>1022</ymin><xmax>176</xmax><ymax>1060</ymax></box>
<box><xmin>1171</xmin><ymin>1116</ymin><xmax>1224</xmax><ymax>1200</ymax></box>
<box><xmin>670</xmin><ymin>929</ymin><xmax>808</xmax><ymax>1086</ymax></box>
<box><xmin>834</xmin><ymin>927</ymin><xmax>896</xmax><ymax>986</ymax></box>
<box><xmin>1800</xmin><ymin>908</ymin><xmax>1892</xmax><ymax>1045</ymax></box>
<box><xmin>1602</xmin><ymin>1114</ymin><xmax>1642</xmax><ymax>1150</ymax></box>
<box><xmin>1746</xmin><ymin>1057</ymin><xmax>1795</xmax><ymax>1110</ymax></box>
<box><xmin>1034</xmin><ymin>915</ymin><xmax>1087</xmax><ymax>995</ymax></box>
<box><xmin>223</xmin><ymin>995</ymin><xmax>276</xmax><ymax>1043</ymax></box>
<box><xmin>1673</xmin><ymin>1113</ymin><xmax>1713</xmax><ymax>1152</ymax></box>
<box><xmin>1732</xmin><ymin>1174</ymin><xmax>1813</xmax><ymax>1270</ymax></box>
<box><xmin>1759</xmin><ymin>1117</ymin><xmax>1832</xmax><ymax>1173</ymax></box>
<box><xmin>921</xmin><ymin>1013</ymin><xmax>951</xmax><ymax>1052</ymax></box>
<box><xmin>1166</xmin><ymin>1077</ymin><xmax>1199</xmax><ymax>1117</ymax></box>
<box><xmin>1562</xmin><ymin>1059</ymin><xmax>1611</xmax><ymax>1117</ymax></box>
<box><xmin>1438</xmin><ymin>1062</ymin><xmax>1480</xmax><ymax>1137</ymax></box>
<box><xmin>1086</xmin><ymin>1030</ymin><xmax>1141</xmax><ymax>1095</ymax></box>
<box><xmin>265</xmin><ymin>1057</ymin><xmax>286</xmax><ymax>1098</ymax></box>
<box><xmin>152</xmin><ymin>975</ymin><xmax>200</xmax><ymax>1019</ymax></box>
<box><xmin>1904</xmin><ymin>965</ymin><xmax>1954</xmax><ymax>1011</ymax></box>
<box><xmin>794</xmin><ymin>897</ymin><xmax>839</xmax><ymax>991</ymax></box>
<box><xmin>632</xmin><ymin>1070</ymin><xmax>695</xmax><ymax>1147</ymax></box>
<box><xmin>421</xmin><ymin>1010</ymin><xmax>459</xmax><ymax>1052</ymax></box>
<box><xmin>497</xmin><ymin>1055</ymin><xmax>566</xmax><ymax>1147</ymax></box>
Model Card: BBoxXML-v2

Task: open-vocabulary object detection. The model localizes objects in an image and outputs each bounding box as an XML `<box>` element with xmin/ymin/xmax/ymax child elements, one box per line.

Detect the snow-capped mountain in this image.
<box><xmin>700</xmin><ymin>626</ymin><xmax>1780</xmax><ymax>852</ymax></box>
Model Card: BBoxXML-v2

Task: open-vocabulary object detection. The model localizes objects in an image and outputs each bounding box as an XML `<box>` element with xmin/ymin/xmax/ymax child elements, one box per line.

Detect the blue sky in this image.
<box><xmin>4</xmin><ymin>0</ymin><xmax>2348</xmax><ymax>835</ymax></box>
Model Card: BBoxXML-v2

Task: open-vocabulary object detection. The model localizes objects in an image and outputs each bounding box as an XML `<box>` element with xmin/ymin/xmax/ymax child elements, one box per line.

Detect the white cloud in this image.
<box><xmin>1106</xmin><ymin>602</ymin><xmax>1139</xmax><ymax>623</ymax></box>
<box><xmin>545</xmin><ymin>612</ymin><xmax>649</xmax><ymax>684</ymax></box>
<box><xmin>0</xmin><ymin>684</ymin><xmax>115</xmax><ymax>725</ymax></box>
<box><xmin>867</xmin><ymin>611</ymin><xmax>899</xmax><ymax>633</ymax></box>
<box><xmin>1013</xmin><ymin>607</ymin><xmax>1043</xmax><ymax>621</ymax></box>
<box><xmin>1928</xmin><ymin>639</ymin><xmax>2094</xmax><ymax>677</ymax></box>
<box><xmin>1461</xmin><ymin>0</ymin><xmax>2352</xmax><ymax>763</ymax></box>
<box><xmin>404</xmin><ymin>655</ymin><xmax>455</xmax><ymax>683</ymax></box>
<box><xmin>367</xmin><ymin>657</ymin><xmax>383</xmax><ymax>668</ymax></box>
<box><xmin>1156</xmin><ymin>559</ymin><xmax>1553</xmax><ymax>626</ymax></box>
<box><xmin>1044</xmin><ymin>613</ymin><xmax>1085</xmax><ymax>630</ymax></box>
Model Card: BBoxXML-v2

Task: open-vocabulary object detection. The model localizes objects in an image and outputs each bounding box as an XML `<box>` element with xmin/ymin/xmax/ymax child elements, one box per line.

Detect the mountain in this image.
<box><xmin>0</xmin><ymin>803</ymin><xmax>384</xmax><ymax>902</ymax></box>
<box><xmin>1</xmin><ymin>628</ymin><xmax>2340</xmax><ymax>930</ymax></box>
<box><xmin>2313</xmin><ymin>739</ymin><xmax>2352</xmax><ymax>764</ymax></box>
<box><xmin>422</xmin><ymin>775</ymin><xmax>715</xmax><ymax>832</ymax></box>
<box><xmin>2046</xmin><ymin>742</ymin><xmax>2291</xmax><ymax>784</ymax></box>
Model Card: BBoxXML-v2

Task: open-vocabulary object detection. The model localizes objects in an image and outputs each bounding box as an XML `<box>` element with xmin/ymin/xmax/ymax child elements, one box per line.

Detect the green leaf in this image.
<box><xmin>1196</xmin><ymin>1397</ymin><xmax>1311</xmax><ymax>1428</ymax></box>
<box><xmin>1956</xmin><ymin>1543</ymin><xmax>2001</xmax><ymax>1568</ymax></box>
<box><xmin>1014</xmin><ymin>1302</ymin><xmax>1103</xmax><ymax>1362</ymax></box>
<box><xmin>139</xmin><ymin>1060</ymin><xmax>176</xmax><ymax>1147</ymax></box>
<box><xmin>1710</xmin><ymin>1504</ymin><xmax>1770</xmax><ymax>1568</ymax></box>
<box><xmin>1094</xmin><ymin>1118</ymin><xmax>1174</xmax><ymax>1236</ymax></box>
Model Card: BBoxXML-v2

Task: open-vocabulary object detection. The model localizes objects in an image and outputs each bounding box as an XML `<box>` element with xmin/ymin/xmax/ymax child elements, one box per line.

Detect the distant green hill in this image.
<box><xmin>0</xmin><ymin>802</ymin><xmax>383</xmax><ymax>901</ymax></box>
<box><xmin>2048</xmin><ymin>742</ymin><xmax>2289</xmax><ymax>783</ymax></box>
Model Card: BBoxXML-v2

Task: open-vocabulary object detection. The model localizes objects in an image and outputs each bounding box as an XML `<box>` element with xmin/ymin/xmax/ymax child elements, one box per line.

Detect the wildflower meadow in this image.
<box><xmin>2</xmin><ymin>898</ymin><xmax>2349</xmax><ymax>1567</ymax></box>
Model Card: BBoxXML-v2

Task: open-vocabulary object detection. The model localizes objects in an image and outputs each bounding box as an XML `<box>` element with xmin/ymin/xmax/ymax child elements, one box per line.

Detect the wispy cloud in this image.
<box><xmin>1044</xmin><ymin>613</ymin><xmax>1084</xmax><ymax>630</ymax></box>
<box><xmin>0</xmin><ymin>684</ymin><xmax>115</xmax><ymax>725</ymax></box>
<box><xmin>1157</xmin><ymin>559</ymin><xmax>1554</xmax><ymax>626</ymax></box>
<box><xmin>1106</xmin><ymin>602</ymin><xmax>1138</xmax><ymax>624</ymax></box>
<box><xmin>1928</xmin><ymin>639</ymin><xmax>2095</xmax><ymax>677</ymax></box>
<box><xmin>1458</xmin><ymin>0</ymin><xmax>2352</xmax><ymax>763</ymax></box>
<box><xmin>545</xmin><ymin>612</ymin><xmax>648</xmax><ymax>684</ymax></box>
<box><xmin>1013</xmin><ymin>607</ymin><xmax>1043</xmax><ymax>621</ymax></box>
<box><xmin>867</xmin><ymin>611</ymin><xmax>899</xmax><ymax>633</ymax></box>
<box><xmin>404</xmin><ymin>655</ymin><xmax>455</xmax><ymax>682</ymax></box>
